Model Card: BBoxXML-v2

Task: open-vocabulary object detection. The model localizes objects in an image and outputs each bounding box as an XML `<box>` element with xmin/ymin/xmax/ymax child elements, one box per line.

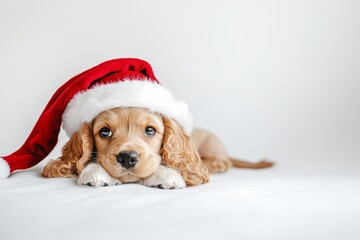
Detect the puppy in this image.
<box><xmin>42</xmin><ymin>107</ymin><xmax>272</xmax><ymax>189</ymax></box>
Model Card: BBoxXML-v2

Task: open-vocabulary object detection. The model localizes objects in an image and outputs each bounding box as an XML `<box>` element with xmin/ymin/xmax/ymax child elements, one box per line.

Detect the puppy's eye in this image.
<box><xmin>144</xmin><ymin>127</ymin><xmax>156</xmax><ymax>137</ymax></box>
<box><xmin>99</xmin><ymin>127</ymin><xmax>112</xmax><ymax>138</ymax></box>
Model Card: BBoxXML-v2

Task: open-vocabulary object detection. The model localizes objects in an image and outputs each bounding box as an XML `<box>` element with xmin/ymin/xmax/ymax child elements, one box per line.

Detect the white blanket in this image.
<box><xmin>1</xmin><ymin>162</ymin><xmax>359</xmax><ymax>240</ymax></box>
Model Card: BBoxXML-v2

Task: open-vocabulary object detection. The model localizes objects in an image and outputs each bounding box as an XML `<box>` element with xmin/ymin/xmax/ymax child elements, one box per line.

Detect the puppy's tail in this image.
<box><xmin>230</xmin><ymin>158</ymin><xmax>274</xmax><ymax>169</ymax></box>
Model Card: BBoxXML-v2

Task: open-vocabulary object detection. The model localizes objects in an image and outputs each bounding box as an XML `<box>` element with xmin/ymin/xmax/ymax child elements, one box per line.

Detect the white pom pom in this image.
<box><xmin>0</xmin><ymin>157</ymin><xmax>10</xmax><ymax>179</ymax></box>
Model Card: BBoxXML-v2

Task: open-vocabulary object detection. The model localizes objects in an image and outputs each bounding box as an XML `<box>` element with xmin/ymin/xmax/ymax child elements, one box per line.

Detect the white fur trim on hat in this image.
<box><xmin>62</xmin><ymin>79</ymin><xmax>193</xmax><ymax>136</ymax></box>
<box><xmin>0</xmin><ymin>157</ymin><xmax>10</xmax><ymax>179</ymax></box>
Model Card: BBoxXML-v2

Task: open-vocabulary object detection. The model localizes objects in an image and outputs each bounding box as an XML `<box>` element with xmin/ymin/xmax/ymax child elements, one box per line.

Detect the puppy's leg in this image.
<box><xmin>202</xmin><ymin>157</ymin><xmax>232</xmax><ymax>173</ymax></box>
<box><xmin>192</xmin><ymin>129</ymin><xmax>273</xmax><ymax>172</ymax></box>
<box><xmin>193</xmin><ymin>130</ymin><xmax>233</xmax><ymax>173</ymax></box>
<box><xmin>77</xmin><ymin>163</ymin><xmax>122</xmax><ymax>187</ymax></box>
<box><xmin>140</xmin><ymin>165</ymin><xmax>186</xmax><ymax>189</ymax></box>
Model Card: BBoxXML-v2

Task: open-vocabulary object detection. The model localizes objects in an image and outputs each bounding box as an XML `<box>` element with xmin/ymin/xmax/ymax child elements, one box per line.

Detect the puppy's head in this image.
<box><xmin>93</xmin><ymin>107</ymin><xmax>209</xmax><ymax>185</ymax></box>
<box><xmin>93</xmin><ymin>107</ymin><xmax>164</xmax><ymax>182</ymax></box>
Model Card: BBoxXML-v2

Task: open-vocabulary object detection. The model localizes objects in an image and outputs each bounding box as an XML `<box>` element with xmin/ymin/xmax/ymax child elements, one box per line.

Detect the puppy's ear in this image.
<box><xmin>42</xmin><ymin>122</ymin><xmax>93</xmax><ymax>178</ymax></box>
<box><xmin>161</xmin><ymin>118</ymin><xmax>209</xmax><ymax>186</ymax></box>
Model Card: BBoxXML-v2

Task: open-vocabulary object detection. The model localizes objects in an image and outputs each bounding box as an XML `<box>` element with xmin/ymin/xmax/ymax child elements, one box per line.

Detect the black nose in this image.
<box><xmin>116</xmin><ymin>151</ymin><xmax>139</xmax><ymax>169</ymax></box>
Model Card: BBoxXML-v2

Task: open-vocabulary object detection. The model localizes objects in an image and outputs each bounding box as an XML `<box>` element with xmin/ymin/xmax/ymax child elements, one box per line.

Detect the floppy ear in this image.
<box><xmin>42</xmin><ymin>122</ymin><xmax>93</xmax><ymax>178</ymax></box>
<box><xmin>161</xmin><ymin>118</ymin><xmax>209</xmax><ymax>186</ymax></box>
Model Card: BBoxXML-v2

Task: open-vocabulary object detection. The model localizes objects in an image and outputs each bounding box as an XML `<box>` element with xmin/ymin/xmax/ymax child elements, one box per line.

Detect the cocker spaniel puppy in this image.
<box><xmin>42</xmin><ymin>107</ymin><xmax>272</xmax><ymax>189</ymax></box>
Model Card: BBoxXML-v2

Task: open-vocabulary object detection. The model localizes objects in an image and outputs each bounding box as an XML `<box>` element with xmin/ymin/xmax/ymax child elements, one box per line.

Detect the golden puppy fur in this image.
<box><xmin>42</xmin><ymin>107</ymin><xmax>272</xmax><ymax>187</ymax></box>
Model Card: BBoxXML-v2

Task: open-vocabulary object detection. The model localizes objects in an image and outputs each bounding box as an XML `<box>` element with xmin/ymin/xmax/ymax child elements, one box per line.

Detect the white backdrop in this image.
<box><xmin>0</xmin><ymin>0</ymin><xmax>359</xmax><ymax>175</ymax></box>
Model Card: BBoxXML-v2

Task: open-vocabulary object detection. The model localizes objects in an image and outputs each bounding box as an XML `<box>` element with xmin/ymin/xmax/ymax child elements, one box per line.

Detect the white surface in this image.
<box><xmin>0</xmin><ymin>0</ymin><xmax>360</xmax><ymax>239</ymax></box>
<box><xmin>0</xmin><ymin>163</ymin><xmax>359</xmax><ymax>240</ymax></box>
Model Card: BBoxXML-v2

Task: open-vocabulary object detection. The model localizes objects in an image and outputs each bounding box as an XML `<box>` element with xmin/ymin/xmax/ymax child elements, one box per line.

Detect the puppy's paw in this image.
<box><xmin>141</xmin><ymin>165</ymin><xmax>186</xmax><ymax>190</ymax></box>
<box><xmin>77</xmin><ymin>163</ymin><xmax>122</xmax><ymax>187</ymax></box>
<box><xmin>202</xmin><ymin>158</ymin><xmax>232</xmax><ymax>173</ymax></box>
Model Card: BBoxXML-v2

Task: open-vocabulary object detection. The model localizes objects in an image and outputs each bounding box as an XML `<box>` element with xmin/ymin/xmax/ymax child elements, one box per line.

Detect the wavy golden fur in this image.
<box><xmin>42</xmin><ymin>122</ymin><xmax>93</xmax><ymax>178</ymax></box>
<box><xmin>161</xmin><ymin>118</ymin><xmax>209</xmax><ymax>186</ymax></box>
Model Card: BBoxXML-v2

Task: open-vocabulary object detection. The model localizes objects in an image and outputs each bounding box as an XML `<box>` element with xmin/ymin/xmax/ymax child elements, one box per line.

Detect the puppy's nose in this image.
<box><xmin>116</xmin><ymin>151</ymin><xmax>139</xmax><ymax>169</ymax></box>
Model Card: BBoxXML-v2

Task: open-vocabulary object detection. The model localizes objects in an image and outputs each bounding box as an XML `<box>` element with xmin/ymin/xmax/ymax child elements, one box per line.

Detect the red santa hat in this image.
<box><xmin>0</xmin><ymin>58</ymin><xmax>193</xmax><ymax>179</ymax></box>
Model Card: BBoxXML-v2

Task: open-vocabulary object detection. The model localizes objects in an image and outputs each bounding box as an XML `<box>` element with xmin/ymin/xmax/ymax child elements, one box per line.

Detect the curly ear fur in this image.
<box><xmin>42</xmin><ymin>122</ymin><xmax>93</xmax><ymax>178</ymax></box>
<box><xmin>161</xmin><ymin>118</ymin><xmax>209</xmax><ymax>186</ymax></box>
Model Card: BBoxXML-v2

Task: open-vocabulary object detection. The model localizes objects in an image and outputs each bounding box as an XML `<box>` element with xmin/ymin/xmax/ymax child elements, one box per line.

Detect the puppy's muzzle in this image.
<box><xmin>116</xmin><ymin>151</ymin><xmax>139</xmax><ymax>169</ymax></box>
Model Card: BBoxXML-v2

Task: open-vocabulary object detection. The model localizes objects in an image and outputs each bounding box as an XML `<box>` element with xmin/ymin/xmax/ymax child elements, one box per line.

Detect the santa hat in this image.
<box><xmin>0</xmin><ymin>58</ymin><xmax>192</xmax><ymax>179</ymax></box>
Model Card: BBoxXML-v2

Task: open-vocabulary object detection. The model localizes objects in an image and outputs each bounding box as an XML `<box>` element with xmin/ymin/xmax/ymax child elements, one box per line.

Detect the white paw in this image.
<box><xmin>141</xmin><ymin>165</ymin><xmax>186</xmax><ymax>189</ymax></box>
<box><xmin>77</xmin><ymin>163</ymin><xmax>122</xmax><ymax>187</ymax></box>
